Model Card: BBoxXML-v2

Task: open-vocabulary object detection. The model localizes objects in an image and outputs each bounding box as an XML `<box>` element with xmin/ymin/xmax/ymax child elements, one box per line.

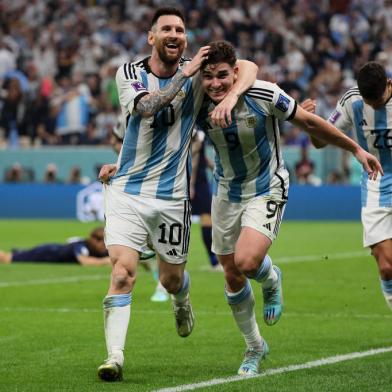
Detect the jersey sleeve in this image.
<box><xmin>73</xmin><ymin>241</ymin><xmax>90</xmax><ymax>258</ymax></box>
<box><xmin>327</xmin><ymin>99</ymin><xmax>353</xmax><ymax>133</ymax></box>
<box><xmin>247</xmin><ymin>81</ymin><xmax>297</xmax><ymax>121</ymax></box>
<box><xmin>115</xmin><ymin>64</ymin><xmax>149</xmax><ymax>115</ymax></box>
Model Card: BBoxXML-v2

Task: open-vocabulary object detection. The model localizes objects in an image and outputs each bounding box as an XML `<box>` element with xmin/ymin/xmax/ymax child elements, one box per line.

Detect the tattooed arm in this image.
<box><xmin>135</xmin><ymin>46</ymin><xmax>210</xmax><ymax>117</ymax></box>
<box><xmin>135</xmin><ymin>70</ymin><xmax>188</xmax><ymax>117</ymax></box>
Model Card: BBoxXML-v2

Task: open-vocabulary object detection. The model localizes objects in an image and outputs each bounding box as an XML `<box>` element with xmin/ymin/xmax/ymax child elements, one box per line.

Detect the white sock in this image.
<box><xmin>226</xmin><ymin>280</ymin><xmax>263</xmax><ymax>350</ymax></box>
<box><xmin>103</xmin><ymin>294</ymin><xmax>131</xmax><ymax>365</ymax></box>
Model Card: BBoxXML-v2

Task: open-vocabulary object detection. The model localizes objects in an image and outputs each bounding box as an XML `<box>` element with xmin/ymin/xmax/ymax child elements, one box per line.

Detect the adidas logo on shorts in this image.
<box><xmin>166</xmin><ymin>249</ymin><xmax>178</xmax><ymax>256</ymax></box>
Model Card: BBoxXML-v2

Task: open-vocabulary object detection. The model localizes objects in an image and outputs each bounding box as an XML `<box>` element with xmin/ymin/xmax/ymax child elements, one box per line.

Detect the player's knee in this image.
<box><xmin>160</xmin><ymin>274</ymin><xmax>182</xmax><ymax>294</ymax></box>
<box><xmin>111</xmin><ymin>271</ymin><xmax>135</xmax><ymax>291</ymax></box>
<box><xmin>374</xmin><ymin>248</ymin><xmax>392</xmax><ymax>280</ymax></box>
<box><xmin>234</xmin><ymin>252</ymin><xmax>259</xmax><ymax>276</ymax></box>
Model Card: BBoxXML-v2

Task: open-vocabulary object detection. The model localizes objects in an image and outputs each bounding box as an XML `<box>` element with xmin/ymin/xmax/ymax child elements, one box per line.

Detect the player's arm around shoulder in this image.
<box><xmin>210</xmin><ymin>60</ymin><xmax>258</xmax><ymax>128</ymax></box>
<box><xmin>135</xmin><ymin>46</ymin><xmax>210</xmax><ymax>118</ymax></box>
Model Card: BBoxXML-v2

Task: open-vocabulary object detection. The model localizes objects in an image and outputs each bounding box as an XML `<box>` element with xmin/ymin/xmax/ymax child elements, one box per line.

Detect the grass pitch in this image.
<box><xmin>0</xmin><ymin>220</ymin><xmax>391</xmax><ymax>392</ymax></box>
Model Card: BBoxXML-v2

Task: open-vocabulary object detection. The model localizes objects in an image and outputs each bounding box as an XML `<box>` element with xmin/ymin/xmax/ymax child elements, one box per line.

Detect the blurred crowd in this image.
<box><xmin>1</xmin><ymin>0</ymin><xmax>391</xmax><ymax>183</ymax></box>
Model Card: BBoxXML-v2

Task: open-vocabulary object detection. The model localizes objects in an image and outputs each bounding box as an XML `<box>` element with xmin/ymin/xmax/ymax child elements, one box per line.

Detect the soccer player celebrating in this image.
<box><xmin>97</xmin><ymin>8</ymin><xmax>258</xmax><ymax>381</ymax></box>
<box><xmin>311</xmin><ymin>61</ymin><xmax>392</xmax><ymax>312</ymax></box>
<box><xmin>196</xmin><ymin>41</ymin><xmax>383</xmax><ymax>376</ymax></box>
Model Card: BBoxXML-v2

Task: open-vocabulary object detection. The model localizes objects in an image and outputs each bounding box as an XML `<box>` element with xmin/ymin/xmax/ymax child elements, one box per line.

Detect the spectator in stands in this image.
<box><xmin>0</xmin><ymin>77</ymin><xmax>29</xmax><ymax>146</ymax></box>
<box><xmin>43</xmin><ymin>163</ymin><xmax>61</xmax><ymax>184</ymax></box>
<box><xmin>50</xmin><ymin>74</ymin><xmax>90</xmax><ymax>145</ymax></box>
<box><xmin>295</xmin><ymin>146</ymin><xmax>322</xmax><ymax>186</ymax></box>
<box><xmin>4</xmin><ymin>163</ymin><xmax>23</xmax><ymax>183</ymax></box>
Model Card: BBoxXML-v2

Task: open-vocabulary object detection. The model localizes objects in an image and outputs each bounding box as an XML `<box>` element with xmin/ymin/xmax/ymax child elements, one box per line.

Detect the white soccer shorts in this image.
<box><xmin>104</xmin><ymin>184</ymin><xmax>191</xmax><ymax>264</ymax></box>
<box><xmin>361</xmin><ymin>206</ymin><xmax>392</xmax><ymax>247</ymax></box>
<box><xmin>211</xmin><ymin>195</ymin><xmax>286</xmax><ymax>255</ymax></box>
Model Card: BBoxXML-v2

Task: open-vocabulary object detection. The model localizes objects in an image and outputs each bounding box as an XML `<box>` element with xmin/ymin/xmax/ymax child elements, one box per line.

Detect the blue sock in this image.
<box><xmin>103</xmin><ymin>293</ymin><xmax>132</xmax><ymax>309</ymax></box>
<box><xmin>252</xmin><ymin>255</ymin><xmax>272</xmax><ymax>283</ymax></box>
<box><xmin>225</xmin><ymin>279</ymin><xmax>252</xmax><ymax>305</ymax></box>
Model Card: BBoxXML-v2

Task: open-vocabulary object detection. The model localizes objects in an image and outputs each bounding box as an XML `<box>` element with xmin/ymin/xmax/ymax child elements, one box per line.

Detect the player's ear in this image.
<box><xmin>233</xmin><ymin>65</ymin><xmax>239</xmax><ymax>81</ymax></box>
<box><xmin>184</xmin><ymin>34</ymin><xmax>188</xmax><ymax>50</ymax></box>
<box><xmin>147</xmin><ymin>30</ymin><xmax>154</xmax><ymax>46</ymax></box>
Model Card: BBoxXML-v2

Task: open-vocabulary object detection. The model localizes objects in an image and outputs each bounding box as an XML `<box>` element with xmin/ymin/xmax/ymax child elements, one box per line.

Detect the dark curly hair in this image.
<box><xmin>201</xmin><ymin>40</ymin><xmax>237</xmax><ymax>69</ymax></box>
<box><xmin>357</xmin><ymin>62</ymin><xmax>387</xmax><ymax>101</ymax></box>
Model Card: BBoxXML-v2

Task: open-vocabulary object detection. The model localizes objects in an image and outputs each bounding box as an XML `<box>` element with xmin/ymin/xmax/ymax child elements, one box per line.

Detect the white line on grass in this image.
<box><xmin>0</xmin><ymin>251</ymin><xmax>370</xmax><ymax>288</ymax></box>
<box><xmin>152</xmin><ymin>346</ymin><xmax>392</xmax><ymax>392</ymax></box>
<box><xmin>1</xmin><ymin>307</ymin><xmax>392</xmax><ymax>321</ymax></box>
<box><xmin>200</xmin><ymin>251</ymin><xmax>370</xmax><ymax>271</ymax></box>
<box><xmin>275</xmin><ymin>250</ymin><xmax>370</xmax><ymax>264</ymax></box>
<box><xmin>0</xmin><ymin>274</ymin><xmax>107</xmax><ymax>288</ymax></box>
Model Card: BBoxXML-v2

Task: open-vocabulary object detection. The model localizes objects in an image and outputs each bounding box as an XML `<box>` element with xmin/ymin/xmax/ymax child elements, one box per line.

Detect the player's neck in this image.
<box><xmin>148</xmin><ymin>53</ymin><xmax>179</xmax><ymax>78</ymax></box>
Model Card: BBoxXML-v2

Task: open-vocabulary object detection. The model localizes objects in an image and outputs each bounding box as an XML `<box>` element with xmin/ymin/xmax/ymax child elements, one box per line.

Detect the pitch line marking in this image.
<box><xmin>0</xmin><ymin>250</ymin><xmax>370</xmax><ymax>288</ymax></box>
<box><xmin>0</xmin><ymin>274</ymin><xmax>107</xmax><ymax>288</ymax></box>
<box><xmin>152</xmin><ymin>346</ymin><xmax>392</xmax><ymax>392</ymax></box>
<box><xmin>1</xmin><ymin>307</ymin><xmax>391</xmax><ymax>321</ymax></box>
<box><xmin>200</xmin><ymin>250</ymin><xmax>370</xmax><ymax>271</ymax></box>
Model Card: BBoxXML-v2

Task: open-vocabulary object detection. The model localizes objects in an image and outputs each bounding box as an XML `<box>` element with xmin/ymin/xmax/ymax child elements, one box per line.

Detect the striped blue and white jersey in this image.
<box><xmin>328</xmin><ymin>87</ymin><xmax>392</xmax><ymax>207</ymax></box>
<box><xmin>112</xmin><ymin>57</ymin><xmax>205</xmax><ymax>201</ymax></box>
<box><xmin>196</xmin><ymin>80</ymin><xmax>296</xmax><ymax>203</ymax></box>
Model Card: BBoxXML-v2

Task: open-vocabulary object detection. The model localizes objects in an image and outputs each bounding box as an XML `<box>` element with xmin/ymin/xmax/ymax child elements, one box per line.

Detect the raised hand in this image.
<box><xmin>182</xmin><ymin>46</ymin><xmax>210</xmax><ymax>77</ymax></box>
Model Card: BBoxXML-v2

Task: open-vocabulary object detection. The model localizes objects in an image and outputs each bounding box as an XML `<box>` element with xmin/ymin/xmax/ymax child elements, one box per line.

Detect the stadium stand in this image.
<box><xmin>0</xmin><ymin>0</ymin><xmax>391</xmax><ymax>184</ymax></box>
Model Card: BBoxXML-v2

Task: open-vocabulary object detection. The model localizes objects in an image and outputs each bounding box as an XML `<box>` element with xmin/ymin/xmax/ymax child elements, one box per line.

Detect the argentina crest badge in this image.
<box><xmin>245</xmin><ymin>114</ymin><xmax>257</xmax><ymax>128</ymax></box>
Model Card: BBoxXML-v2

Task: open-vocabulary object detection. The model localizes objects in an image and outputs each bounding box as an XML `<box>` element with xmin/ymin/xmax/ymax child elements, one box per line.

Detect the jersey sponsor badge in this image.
<box><xmin>131</xmin><ymin>81</ymin><xmax>147</xmax><ymax>92</ymax></box>
<box><xmin>245</xmin><ymin>114</ymin><xmax>257</xmax><ymax>128</ymax></box>
<box><xmin>328</xmin><ymin>110</ymin><xmax>341</xmax><ymax>124</ymax></box>
<box><xmin>275</xmin><ymin>94</ymin><xmax>290</xmax><ymax>112</ymax></box>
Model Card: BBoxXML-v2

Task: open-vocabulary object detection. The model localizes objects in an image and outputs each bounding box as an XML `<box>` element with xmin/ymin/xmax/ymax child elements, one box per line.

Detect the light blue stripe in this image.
<box><xmin>223</xmin><ymin>117</ymin><xmax>247</xmax><ymax>202</ymax></box>
<box><xmin>253</xmin><ymin>254</ymin><xmax>272</xmax><ymax>282</ymax></box>
<box><xmin>245</xmin><ymin>96</ymin><xmax>271</xmax><ymax>196</ymax></box>
<box><xmin>115</xmin><ymin>115</ymin><xmax>142</xmax><ymax>178</ymax></box>
<box><xmin>157</xmin><ymin>78</ymin><xmax>194</xmax><ymax>199</ymax></box>
<box><xmin>103</xmin><ymin>293</ymin><xmax>132</xmax><ymax>309</ymax></box>
<box><xmin>381</xmin><ymin>279</ymin><xmax>392</xmax><ymax>294</ymax></box>
<box><xmin>225</xmin><ymin>279</ymin><xmax>252</xmax><ymax>305</ymax></box>
<box><xmin>352</xmin><ymin>100</ymin><xmax>368</xmax><ymax>206</ymax></box>
<box><xmin>177</xmin><ymin>271</ymin><xmax>190</xmax><ymax>296</ymax></box>
<box><xmin>124</xmin><ymin>77</ymin><xmax>170</xmax><ymax>195</ymax></box>
<box><xmin>374</xmin><ymin>108</ymin><xmax>392</xmax><ymax>207</ymax></box>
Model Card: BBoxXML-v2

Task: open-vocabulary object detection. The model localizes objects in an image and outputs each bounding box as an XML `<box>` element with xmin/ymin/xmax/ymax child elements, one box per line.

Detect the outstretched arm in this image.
<box><xmin>299</xmin><ymin>99</ymin><xmax>328</xmax><ymax>148</ymax></box>
<box><xmin>291</xmin><ymin>106</ymin><xmax>383</xmax><ymax>180</ymax></box>
<box><xmin>135</xmin><ymin>46</ymin><xmax>210</xmax><ymax>117</ymax></box>
<box><xmin>209</xmin><ymin>60</ymin><xmax>258</xmax><ymax>128</ymax></box>
<box><xmin>77</xmin><ymin>255</ymin><xmax>111</xmax><ymax>266</ymax></box>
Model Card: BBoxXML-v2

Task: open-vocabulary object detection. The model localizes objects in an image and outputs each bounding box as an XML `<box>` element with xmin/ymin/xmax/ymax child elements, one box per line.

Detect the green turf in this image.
<box><xmin>0</xmin><ymin>220</ymin><xmax>391</xmax><ymax>391</ymax></box>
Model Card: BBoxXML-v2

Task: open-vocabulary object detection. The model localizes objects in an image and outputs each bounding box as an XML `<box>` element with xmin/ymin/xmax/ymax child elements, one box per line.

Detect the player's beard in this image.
<box><xmin>156</xmin><ymin>40</ymin><xmax>184</xmax><ymax>65</ymax></box>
